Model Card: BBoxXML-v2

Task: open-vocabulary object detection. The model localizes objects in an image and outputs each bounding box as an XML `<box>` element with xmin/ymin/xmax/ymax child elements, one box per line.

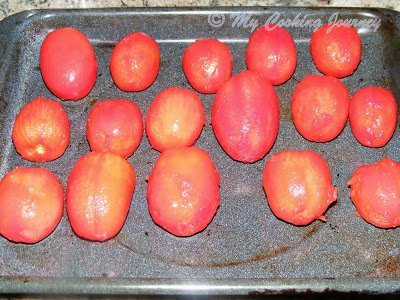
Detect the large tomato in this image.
<box><xmin>348</xmin><ymin>158</ymin><xmax>400</xmax><ymax>228</ymax></box>
<box><xmin>263</xmin><ymin>150</ymin><xmax>337</xmax><ymax>226</ymax></box>
<box><xmin>349</xmin><ymin>86</ymin><xmax>397</xmax><ymax>147</ymax></box>
<box><xmin>12</xmin><ymin>96</ymin><xmax>70</xmax><ymax>162</ymax></box>
<box><xmin>0</xmin><ymin>167</ymin><xmax>64</xmax><ymax>243</ymax></box>
<box><xmin>40</xmin><ymin>27</ymin><xmax>98</xmax><ymax>100</ymax></box>
<box><xmin>66</xmin><ymin>152</ymin><xmax>135</xmax><ymax>241</ymax></box>
<box><xmin>211</xmin><ymin>70</ymin><xmax>279</xmax><ymax>163</ymax></box>
<box><xmin>147</xmin><ymin>147</ymin><xmax>220</xmax><ymax>237</ymax></box>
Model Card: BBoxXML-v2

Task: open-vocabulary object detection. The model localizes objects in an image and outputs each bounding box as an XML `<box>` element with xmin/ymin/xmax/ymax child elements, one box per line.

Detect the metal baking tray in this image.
<box><xmin>0</xmin><ymin>7</ymin><xmax>399</xmax><ymax>296</ymax></box>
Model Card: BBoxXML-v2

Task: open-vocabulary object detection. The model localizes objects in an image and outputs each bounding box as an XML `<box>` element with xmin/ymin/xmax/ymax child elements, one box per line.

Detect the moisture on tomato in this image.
<box><xmin>263</xmin><ymin>150</ymin><xmax>337</xmax><ymax>226</ymax></box>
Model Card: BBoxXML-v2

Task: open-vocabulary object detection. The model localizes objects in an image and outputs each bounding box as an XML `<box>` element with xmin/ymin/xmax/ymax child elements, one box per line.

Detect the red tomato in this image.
<box><xmin>66</xmin><ymin>152</ymin><xmax>135</xmax><ymax>241</ymax></box>
<box><xmin>263</xmin><ymin>150</ymin><xmax>337</xmax><ymax>226</ymax></box>
<box><xmin>110</xmin><ymin>32</ymin><xmax>160</xmax><ymax>92</ymax></box>
<box><xmin>182</xmin><ymin>39</ymin><xmax>232</xmax><ymax>93</ymax></box>
<box><xmin>87</xmin><ymin>99</ymin><xmax>143</xmax><ymax>158</ymax></box>
<box><xmin>348</xmin><ymin>158</ymin><xmax>400</xmax><ymax>228</ymax></box>
<box><xmin>40</xmin><ymin>27</ymin><xmax>98</xmax><ymax>100</ymax></box>
<box><xmin>291</xmin><ymin>74</ymin><xmax>350</xmax><ymax>142</ymax></box>
<box><xmin>311</xmin><ymin>24</ymin><xmax>361</xmax><ymax>78</ymax></box>
<box><xmin>211</xmin><ymin>70</ymin><xmax>279</xmax><ymax>163</ymax></box>
<box><xmin>0</xmin><ymin>167</ymin><xmax>64</xmax><ymax>243</ymax></box>
<box><xmin>349</xmin><ymin>86</ymin><xmax>397</xmax><ymax>147</ymax></box>
<box><xmin>146</xmin><ymin>87</ymin><xmax>205</xmax><ymax>152</ymax></box>
<box><xmin>246</xmin><ymin>24</ymin><xmax>297</xmax><ymax>85</ymax></box>
<box><xmin>12</xmin><ymin>96</ymin><xmax>70</xmax><ymax>162</ymax></box>
<box><xmin>147</xmin><ymin>147</ymin><xmax>220</xmax><ymax>237</ymax></box>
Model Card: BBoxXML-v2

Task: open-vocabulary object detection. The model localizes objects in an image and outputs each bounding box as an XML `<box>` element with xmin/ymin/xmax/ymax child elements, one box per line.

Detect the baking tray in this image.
<box><xmin>0</xmin><ymin>6</ymin><xmax>399</xmax><ymax>296</ymax></box>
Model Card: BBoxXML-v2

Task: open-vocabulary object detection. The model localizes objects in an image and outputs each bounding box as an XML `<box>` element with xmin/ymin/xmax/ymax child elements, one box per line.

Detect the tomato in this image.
<box><xmin>12</xmin><ymin>96</ymin><xmax>70</xmax><ymax>162</ymax></box>
<box><xmin>87</xmin><ymin>99</ymin><xmax>143</xmax><ymax>158</ymax></box>
<box><xmin>291</xmin><ymin>74</ymin><xmax>350</xmax><ymax>142</ymax></box>
<box><xmin>349</xmin><ymin>86</ymin><xmax>397</xmax><ymax>148</ymax></box>
<box><xmin>147</xmin><ymin>147</ymin><xmax>220</xmax><ymax>237</ymax></box>
<box><xmin>66</xmin><ymin>152</ymin><xmax>135</xmax><ymax>241</ymax></box>
<box><xmin>0</xmin><ymin>167</ymin><xmax>64</xmax><ymax>243</ymax></box>
<box><xmin>146</xmin><ymin>87</ymin><xmax>205</xmax><ymax>152</ymax></box>
<box><xmin>211</xmin><ymin>70</ymin><xmax>279</xmax><ymax>163</ymax></box>
<box><xmin>311</xmin><ymin>24</ymin><xmax>361</xmax><ymax>78</ymax></box>
<box><xmin>263</xmin><ymin>150</ymin><xmax>337</xmax><ymax>226</ymax></box>
<box><xmin>110</xmin><ymin>32</ymin><xmax>160</xmax><ymax>92</ymax></box>
<box><xmin>246</xmin><ymin>24</ymin><xmax>297</xmax><ymax>85</ymax></box>
<box><xmin>182</xmin><ymin>38</ymin><xmax>232</xmax><ymax>93</ymax></box>
<box><xmin>40</xmin><ymin>27</ymin><xmax>98</xmax><ymax>100</ymax></box>
<box><xmin>348</xmin><ymin>158</ymin><xmax>400</xmax><ymax>228</ymax></box>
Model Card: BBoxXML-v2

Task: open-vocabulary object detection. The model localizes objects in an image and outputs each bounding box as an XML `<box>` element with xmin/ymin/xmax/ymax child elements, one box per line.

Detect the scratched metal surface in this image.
<box><xmin>0</xmin><ymin>7</ymin><xmax>399</xmax><ymax>295</ymax></box>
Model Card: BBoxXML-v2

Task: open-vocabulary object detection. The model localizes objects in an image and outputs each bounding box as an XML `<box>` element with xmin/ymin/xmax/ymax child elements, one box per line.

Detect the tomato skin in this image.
<box><xmin>182</xmin><ymin>39</ymin><xmax>232</xmax><ymax>93</ymax></box>
<box><xmin>146</xmin><ymin>87</ymin><xmax>205</xmax><ymax>152</ymax></box>
<box><xmin>311</xmin><ymin>24</ymin><xmax>361</xmax><ymax>78</ymax></box>
<box><xmin>348</xmin><ymin>158</ymin><xmax>400</xmax><ymax>228</ymax></box>
<box><xmin>12</xmin><ymin>96</ymin><xmax>70</xmax><ymax>162</ymax></box>
<box><xmin>246</xmin><ymin>24</ymin><xmax>297</xmax><ymax>85</ymax></box>
<box><xmin>291</xmin><ymin>74</ymin><xmax>350</xmax><ymax>142</ymax></box>
<box><xmin>349</xmin><ymin>87</ymin><xmax>397</xmax><ymax>148</ymax></box>
<box><xmin>40</xmin><ymin>27</ymin><xmax>98</xmax><ymax>100</ymax></box>
<box><xmin>0</xmin><ymin>167</ymin><xmax>64</xmax><ymax>243</ymax></box>
<box><xmin>263</xmin><ymin>150</ymin><xmax>337</xmax><ymax>226</ymax></box>
<box><xmin>110</xmin><ymin>32</ymin><xmax>160</xmax><ymax>92</ymax></box>
<box><xmin>87</xmin><ymin>99</ymin><xmax>143</xmax><ymax>158</ymax></box>
<box><xmin>211</xmin><ymin>70</ymin><xmax>279</xmax><ymax>163</ymax></box>
<box><xmin>147</xmin><ymin>147</ymin><xmax>220</xmax><ymax>237</ymax></box>
<box><xmin>66</xmin><ymin>152</ymin><xmax>135</xmax><ymax>241</ymax></box>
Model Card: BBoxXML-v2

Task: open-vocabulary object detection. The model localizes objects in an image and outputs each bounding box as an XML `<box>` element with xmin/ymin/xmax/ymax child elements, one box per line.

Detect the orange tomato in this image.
<box><xmin>348</xmin><ymin>158</ymin><xmax>400</xmax><ymax>228</ymax></box>
<box><xmin>291</xmin><ymin>74</ymin><xmax>350</xmax><ymax>142</ymax></box>
<box><xmin>263</xmin><ymin>150</ymin><xmax>337</xmax><ymax>225</ymax></box>
<box><xmin>0</xmin><ymin>167</ymin><xmax>64</xmax><ymax>243</ymax></box>
<box><xmin>66</xmin><ymin>152</ymin><xmax>135</xmax><ymax>241</ymax></box>
<box><xmin>311</xmin><ymin>24</ymin><xmax>361</xmax><ymax>78</ymax></box>
<box><xmin>110</xmin><ymin>32</ymin><xmax>160</xmax><ymax>92</ymax></box>
<box><xmin>146</xmin><ymin>87</ymin><xmax>205</xmax><ymax>152</ymax></box>
<box><xmin>182</xmin><ymin>38</ymin><xmax>232</xmax><ymax>93</ymax></box>
<box><xmin>147</xmin><ymin>147</ymin><xmax>220</xmax><ymax>237</ymax></box>
<box><xmin>12</xmin><ymin>96</ymin><xmax>70</xmax><ymax>162</ymax></box>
